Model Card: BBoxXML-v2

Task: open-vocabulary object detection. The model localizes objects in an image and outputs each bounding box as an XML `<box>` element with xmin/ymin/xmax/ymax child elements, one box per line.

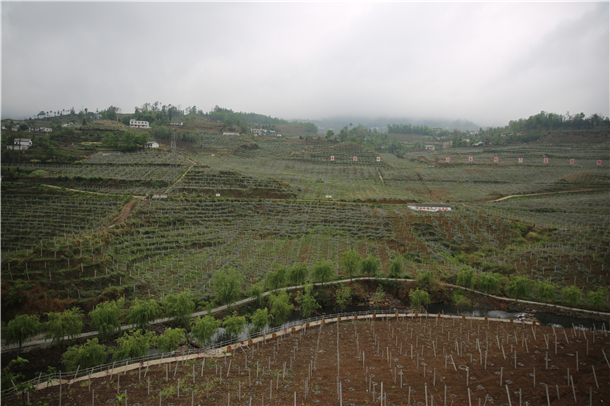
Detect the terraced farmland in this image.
<box><xmin>1</xmin><ymin>137</ymin><xmax>609</xmax><ymax>319</ymax></box>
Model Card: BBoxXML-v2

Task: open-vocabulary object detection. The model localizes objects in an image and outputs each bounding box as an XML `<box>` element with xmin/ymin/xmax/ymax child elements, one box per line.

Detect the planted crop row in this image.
<box><xmin>85</xmin><ymin>150</ymin><xmax>192</xmax><ymax>165</ymax></box>
<box><xmin>1</xmin><ymin>193</ymin><xmax>126</xmax><ymax>253</ymax></box>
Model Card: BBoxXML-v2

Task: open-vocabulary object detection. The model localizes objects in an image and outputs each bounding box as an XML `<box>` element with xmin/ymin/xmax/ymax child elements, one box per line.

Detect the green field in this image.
<box><xmin>1</xmin><ymin>134</ymin><xmax>609</xmax><ymax>319</ymax></box>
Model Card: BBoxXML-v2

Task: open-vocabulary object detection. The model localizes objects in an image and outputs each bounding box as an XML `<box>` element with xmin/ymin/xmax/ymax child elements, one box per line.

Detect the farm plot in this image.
<box><xmin>471</xmin><ymin>192</ymin><xmax>610</xmax><ymax>290</ymax></box>
<box><xmin>380</xmin><ymin>163</ymin><xmax>610</xmax><ymax>201</ymax></box>
<box><xmin>194</xmin><ymin>134</ymin><xmax>258</xmax><ymax>155</ymax></box>
<box><xmin>171</xmin><ymin>167</ymin><xmax>298</xmax><ymax>199</ymax></box>
<box><xmin>0</xmin><ymin>184</ymin><xmax>129</xmax><ymax>254</ymax></box>
<box><xmin>21</xmin><ymin>316</ymin><xmax>610</xmax><ymax>406</ymax></box>
<box><xmin>4</xmin><ymin>163</ymin><xmax>187</xmax><ymax>195</ymax></box>
<box><xmin>195</xmin><ymin>155</ymin><xmax>423</xmax><ymax>201</ymax></box>
<box><xmin>232</xmin><ymin>139</ymin><xmax>385</xmax><ymax>167</ymax></box>
<box><xmin>111</xmin><ymin>201</ymin><xmax>411</xmax><ymax>299</ymax></box>
<box><xmin>85</xmin><ymin>150</ymin><xmax>192</xmax><ymax>165</ymax></box>
<box><xmin>403</xmin><ymin>141</ymin><xmax>610</xmax><ymax>167</ymax></box>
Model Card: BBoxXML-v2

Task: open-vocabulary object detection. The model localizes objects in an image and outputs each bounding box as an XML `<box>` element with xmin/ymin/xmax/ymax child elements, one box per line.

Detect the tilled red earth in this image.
<box><xmin>11</xmin><ymin>316</ymin><xmax>610</xmax><ymax>405</ymax></box>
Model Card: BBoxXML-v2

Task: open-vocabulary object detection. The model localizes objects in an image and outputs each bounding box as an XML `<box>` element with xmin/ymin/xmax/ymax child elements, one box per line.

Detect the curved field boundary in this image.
<box><xmin>3</xmin><ymin>277</ymin><xmax>608</xmax><ymax>354</ymax></box>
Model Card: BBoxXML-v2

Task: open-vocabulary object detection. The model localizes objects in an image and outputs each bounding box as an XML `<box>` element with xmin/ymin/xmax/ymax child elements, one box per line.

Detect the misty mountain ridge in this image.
<box><xmin>293</xmin><ymin>116</ymin><xmax>481</xmax><ymax>133</ymax></box>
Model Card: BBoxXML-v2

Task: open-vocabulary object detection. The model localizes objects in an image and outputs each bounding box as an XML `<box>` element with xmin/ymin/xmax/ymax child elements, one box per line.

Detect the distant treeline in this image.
<box><xmin>387</xmin><ymin>124</ymin><xmax>442</xmax><ymax>136</ymax></box>
<box><xmin>101</xmin><ymin>131</ymin><xmax>149</xmax><ymax>152</ymax></box>
<box><xmin>508</xmin><ymin>111</ymin><xmax>609</xmax><ymax>132</ymax></box>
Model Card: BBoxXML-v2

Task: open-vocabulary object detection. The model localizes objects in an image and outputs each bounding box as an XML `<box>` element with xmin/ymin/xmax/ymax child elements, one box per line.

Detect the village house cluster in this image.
<box><xmin>250</xmin><ymin>128</ymin><xmax>281</xmax><ymax>137</ymax></box>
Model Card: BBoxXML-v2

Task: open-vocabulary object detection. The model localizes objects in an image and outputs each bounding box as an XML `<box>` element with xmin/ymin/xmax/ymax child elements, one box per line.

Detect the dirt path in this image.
<box><xmin>41</xmin><ymin>183</ymin><xmax>146</xmax><ymax>200</ymax></box>
<box><xmin>107</xmin><ymin>198</ymin><xmax>139</xmax><ymax>228</ymax></box>
<box><xmin>491</xmin><ymin>188</ymin><xmax>596</xmax><ymax>202</ymax></box>
<box><xmin>39</xmin><ymin>184</ymin><xmax>145</xmax><ymax>229</ymax></box>
<box><xmin>41</xmin><ymin>183</ymin><xmax>112</xmax><ymax>196</ymax></box>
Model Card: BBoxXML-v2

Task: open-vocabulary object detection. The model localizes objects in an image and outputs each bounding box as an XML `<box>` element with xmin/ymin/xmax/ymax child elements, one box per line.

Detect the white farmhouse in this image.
<box><xmin>7</xmin><ymin>138</ymin><xmax>33</xmax><ymax>150</ymax></box>
<box><xmin>130</xmin><ymin>119</ymin><xmax>150</xmax><ymax>128</ymax></box>
<box><xmin>407</xmin><ymin>204</ymin><xmax>452</xmax><ymax>212</ymax></box>
<box><xmin>145</xmin><ymin>141</ymin><xmax>160</xmax><ymax>149</ymax></box>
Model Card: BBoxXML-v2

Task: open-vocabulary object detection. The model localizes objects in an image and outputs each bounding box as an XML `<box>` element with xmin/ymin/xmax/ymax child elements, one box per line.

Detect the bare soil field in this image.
<box><xmin>11</xmin><ymin>315</ymin><xmax>609</xmax><ymax>406</ymax></box>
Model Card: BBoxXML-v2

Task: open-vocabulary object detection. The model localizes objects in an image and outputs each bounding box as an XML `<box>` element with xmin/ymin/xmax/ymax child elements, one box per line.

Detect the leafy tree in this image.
<box><xmin>163</xmin><ymin>291</ymin><xmax>196</xmax><ymax>327</ymax></box>
<box><xmin>101</xmin><ymin>131</ymin><xmax>149</xmax><ymax>151</ymax></box>
<box><xmin>505</xmin><ymin>275</ymin><xmax>531</xmax><ymax>300</ymax></box>
<box><xmin>247</xmin><ymin>283</ymin><xmax>264</xmax><ymax>306</ymax></box>
<box><xmin>62</xmin><ymin>338</ymin><xmax>109</xmax><ymax>371</ymax></box>
<box><xmin>251</xmin><ymin>308</ymin><xmax>273</xmax><ymax>332</ymax></box>
<box><xmin>341</xmin><ymin>249</ymin><xmax>362</xmax><ymax>280</ymax></box>
<box><xmin>296</xmin><ymin>283</ymin><xmax>320</xmax><ymax>318</ymax></box>
<box><xmin>360</xmin><ymin>255</ymin><xmax>380</xmax><ymax>276</ymax></box>
<box><xmin>456</xmin><ymin>267</ymin><xmax>476</xmax><ymax>289</ymax></box>
<box><xmin>388</xmin><ymin>257</ymin><xmax>403</xmax><ymax>278</ymax></box>
<box><xmin>287</xmin><ymin>262</ymin><xmax>309</xmax><ymax>285</ymax></box>
<box><xmin>89</xmin><ymin>298</ymin><xmax>125</xmax><ymax>341</ymax></box>
<box><xmin>334</xmin><ymin>285</ymin><xmax>352</xmax><ymax>312</ymax></box>
<box><xmin>223</xmin><ymin>312</ymin><xmax>246</xmax><ymax>338</ymax></box>
<box><xmin>1</xmin><ymin>357</ymin><xmax>34</xmax><ymax>405</ymax></box>
<box><xmin>266</xmin><ymin>265</ymin><xmax>287</xmax><ymax>290</ymax></box>
<box><xmin>303</xmin><ymin>122</ymin><xmax>318</xmax><ymax>134</ymax></box>
<box><xmin>451</xmin><ymin>291</ymin><xmax>471</xmax><ymax>312</ymax></box>
<box><xmin>51</xmin><ymin>117</ymin><xmax>62</xmax><ymax>130</ymax></box>
<box><xmin>191</xmin><ymin>314</ymin><xmax>221</xmax><ymax>346</ymax></box>
<box><xmin>155</xmin><ymin>328</ymin><xmax>185</xmax><ymax>353</ymax></box>
<box><xmin>535</xmin><ymin>282</ymin><xmax>556</xmax><ymax>304</ymax></box>
<box><xmin>561</xmin><ymin>285</ymin><xmax>582</xmax><ymax>307</ymax></box>
<box><xmin>325</xmin><ymin>129</ymin><xmax>335</xmax><ymax>139</ymax></box>
<box><xmin>409</xmin><ymin>288</ymin><xmax>430</xmax><ymax>310</ymax></box>
<box><xmin>126</xmin><ymin>298</ymin><xmax>160</xmax><ymax>331</ymax></box>
<box><xmin>45</xmin><ymin>308</ymin><xmax>84</xmax><ymax>345</ymax></box>
<box><xmin>214</xmin><ymin>268</ymin><xmax>242</xmax><ymax>308</ymax></box>
<box><xmin>269</xmin><ymin>290</ymin><xmax>294</xmax><ymax>325</ymax></box>
<box><xmin>312</xmin><ymin>261</ymin><xmax>335</xmax><ymax>284</ymax></box>
<box><xmin>416</xmin><ymin>270</ymin><xmax>439</xmax><ymax>293</ymax></box>
<box><xmin>372</xmin><ymin>285</ymin><xmax>385</xmax><ymax>310</ymax></box>
<box><xmin>476</xmin><ymin>272</ymin><xmax>502</xmax><ymax>294</ymax></box>
<box><xmin>587</xmin><ymin>287</ymin><xmax>607</xmax><ymax>310</ymax></box>
<box><xmin>3</xmin><ymin>314</ymin><xmax>41</xmax><ymax>352</ymax></box>
<box><xmin>113</xmin><ymin>329</ymin><xmax>154</xmax><ymax>360</ymax></box>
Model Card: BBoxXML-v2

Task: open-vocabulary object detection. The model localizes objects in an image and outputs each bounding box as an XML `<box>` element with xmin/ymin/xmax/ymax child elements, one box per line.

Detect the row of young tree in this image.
<box><xmin>453</xmin><ymin>267</ymin><xmax>608</xmax><ymax>309</ymax></box>
<box><xmin>5</xmin><ymin>251</ymin><xmax>607</xmax><ymax>373</ymax></box>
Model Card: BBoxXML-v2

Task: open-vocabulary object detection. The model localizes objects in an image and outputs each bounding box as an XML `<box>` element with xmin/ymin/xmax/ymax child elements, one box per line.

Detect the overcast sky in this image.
<box><xmin>2</xmin><ymin>2</ymin><xmax>608</xmax><ymax>127</ymax></box>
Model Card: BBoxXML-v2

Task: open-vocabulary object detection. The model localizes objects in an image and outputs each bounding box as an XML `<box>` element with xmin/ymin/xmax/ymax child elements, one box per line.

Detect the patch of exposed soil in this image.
<box><xmin>107</xmin><ymin>199</ymin><xmax>138</xmax><ymax>228</ymax></box>
<box><xmin>11</xmin><ymin>316</ymin><xmax>610</xmax><ymax>406</ymax></box>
